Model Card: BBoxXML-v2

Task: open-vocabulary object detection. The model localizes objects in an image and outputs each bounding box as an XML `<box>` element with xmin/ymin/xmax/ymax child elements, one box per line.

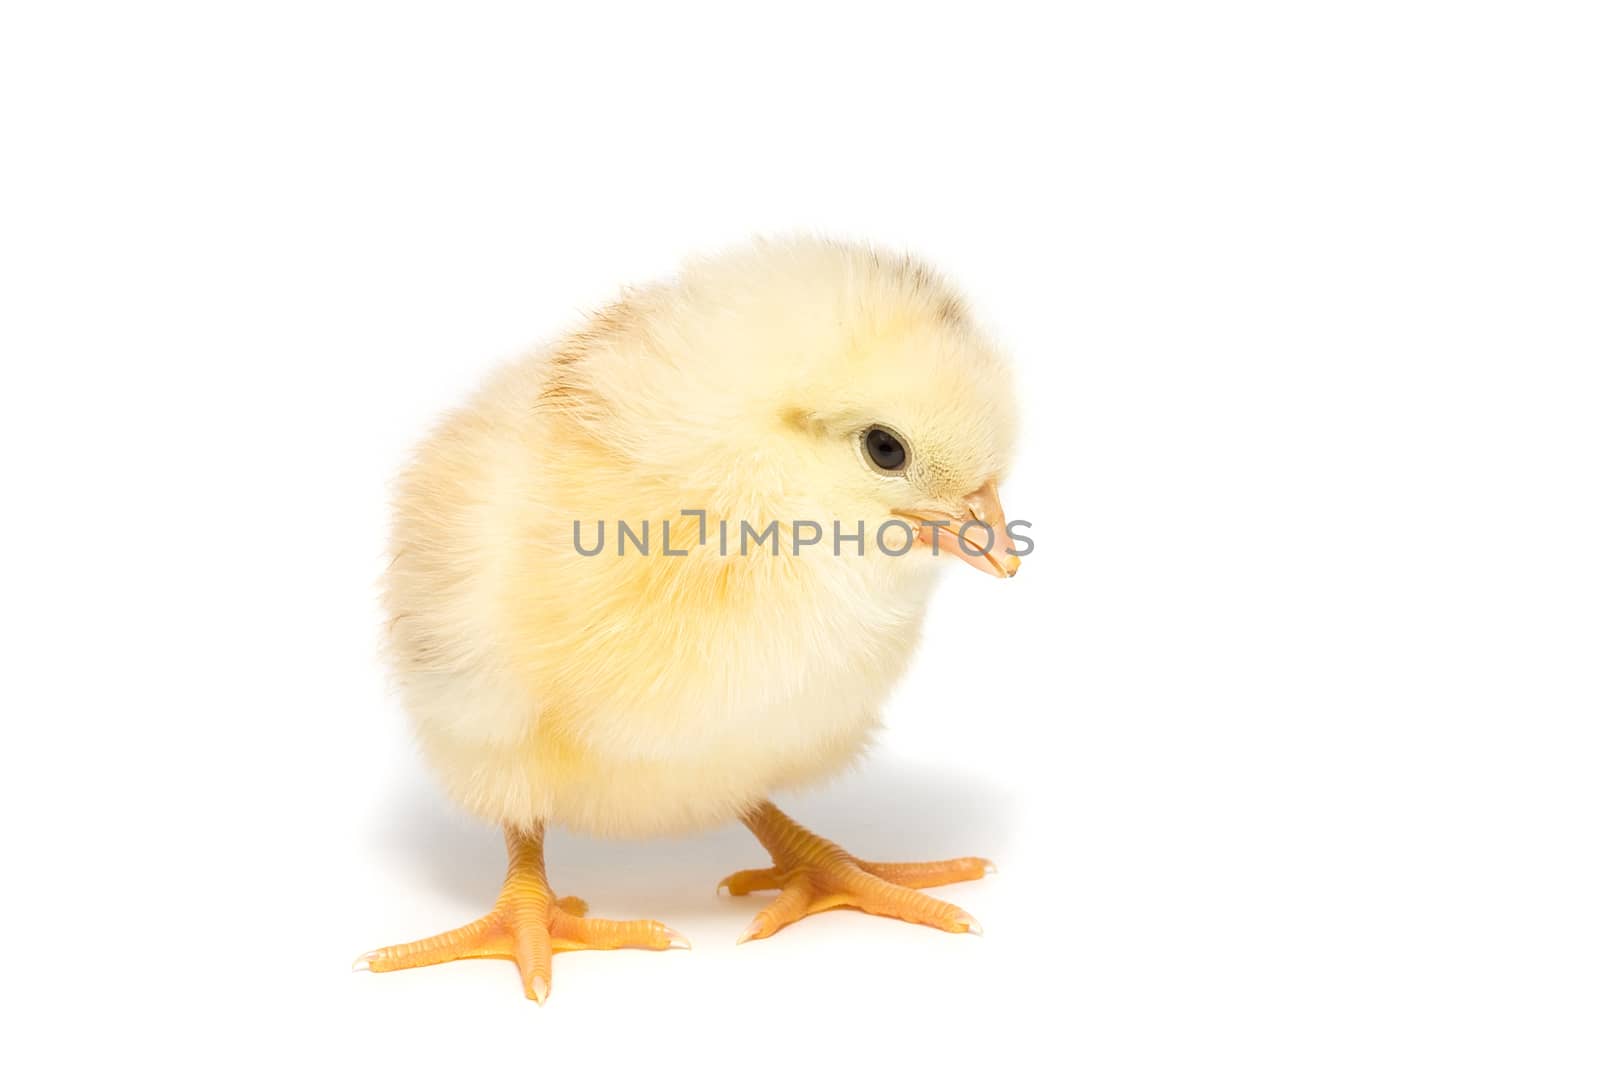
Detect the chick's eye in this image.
<box><xmin>864</xmin><ymin>426</ymin><xmax>907</xmax><ymax>472</ymax></box>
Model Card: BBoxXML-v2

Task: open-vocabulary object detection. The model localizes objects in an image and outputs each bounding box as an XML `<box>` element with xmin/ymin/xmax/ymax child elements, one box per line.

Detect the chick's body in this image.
<box><xmin>386</xmin><ymin>352</ymin><xmax>935</xmax><ymax>838</ymax></box>
<box><xmin>368</xmin><ymin>239</ymin><xmax>1018</xmax><ymax>999</ymax></box>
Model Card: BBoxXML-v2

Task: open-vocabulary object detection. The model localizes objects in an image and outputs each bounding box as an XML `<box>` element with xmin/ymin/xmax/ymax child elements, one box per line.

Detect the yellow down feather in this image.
<box><xmin>384</xmin><ymin>237</ymin><xmax>1018</xmax><ymax>837</ymax></box>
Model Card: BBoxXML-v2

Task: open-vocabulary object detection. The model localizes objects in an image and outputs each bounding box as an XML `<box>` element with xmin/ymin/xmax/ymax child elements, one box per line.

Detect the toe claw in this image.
<box><xmin>352</xmin><ymin>950</ymin><xmax>378</xmax><ymax>972</ymax></box>
<box><xmin>529</xmin><ymin>975</ymin><xmax>550</xmax><ymax>1004</ymax></box>
<box><xmin>664</xmin><ymin>927</ymin><xmax>692</xmax><ymax>950</ymax></box>
<box><xmin>983</xmin><ymin>860</ymin><xmax>998</xmax><ymax>875</ymax></box>
<box><xmin>957</xmin><ymin>911</ymin><xmax>984</xmax><ymax>936</ymax></box>
<box><xmin>736</xmin><ymin>919</ymin><xmax>765</xmax><ymax>945</ymax></box>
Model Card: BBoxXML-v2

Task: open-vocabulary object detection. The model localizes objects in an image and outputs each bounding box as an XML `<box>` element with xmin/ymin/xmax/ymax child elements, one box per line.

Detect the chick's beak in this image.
<box><xmin>903</xmin><ymin>481</ymin><xmax>1021</xmax><ymax>579</ymax></box>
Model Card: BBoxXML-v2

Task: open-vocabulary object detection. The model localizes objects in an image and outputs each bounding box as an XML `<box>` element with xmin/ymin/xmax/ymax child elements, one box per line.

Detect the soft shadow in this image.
<box><xmin>375</xmin><ymin>755</ymin><xmax>1015</xmax><ymax>919</ymax></box>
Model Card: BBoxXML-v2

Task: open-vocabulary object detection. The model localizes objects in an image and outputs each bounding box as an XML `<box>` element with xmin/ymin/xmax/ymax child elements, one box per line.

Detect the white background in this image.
<box><xmin>2</xmin><ymin>3</ymin><xmax>1596</xmax><ymax>1064</ymax></box>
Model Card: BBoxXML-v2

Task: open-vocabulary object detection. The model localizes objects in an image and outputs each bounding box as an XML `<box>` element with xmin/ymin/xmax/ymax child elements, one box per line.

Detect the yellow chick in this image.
<box><xmin>360</xmin><ymin>237</ymin><xmax>1022</xmax><ymax>1001</ymax></box>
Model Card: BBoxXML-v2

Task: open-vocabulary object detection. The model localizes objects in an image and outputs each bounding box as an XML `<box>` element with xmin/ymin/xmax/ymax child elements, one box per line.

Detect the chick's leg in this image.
<box><xmin>356</xmin><ymin>824</ymin><xmax>687</xmax><ymax>1002</ymax></box>
<box><xmin>721</xmin><ymin>801</ymin><xmax>991</xmax><ymax>942</ymax></box>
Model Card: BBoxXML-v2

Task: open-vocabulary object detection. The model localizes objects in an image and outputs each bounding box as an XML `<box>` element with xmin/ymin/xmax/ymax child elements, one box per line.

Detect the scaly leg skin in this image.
<box><xmin>721</xmin><ymin>801</ymin><xmax>992</xmax><ymax>943</ymax></box>
<box><xmin>355</xmin><ymin>824</ymin><xmax>688</xmax><ymax>1002</ymax></box>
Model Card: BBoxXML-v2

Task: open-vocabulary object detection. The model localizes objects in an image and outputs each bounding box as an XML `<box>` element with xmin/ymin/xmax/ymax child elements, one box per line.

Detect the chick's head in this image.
<box><xmin>559</xmin><ymin>238</ymin><xmax>1021</xmax><ymax>576</ymax></box>
<box><xmin>773</xmin><ymin>281</ymin><xmax>1021</xmax><ymax>578</ymax></box>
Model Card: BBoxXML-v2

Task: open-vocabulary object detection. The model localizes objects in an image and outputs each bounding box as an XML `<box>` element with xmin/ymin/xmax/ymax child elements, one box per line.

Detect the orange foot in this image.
<box><xmin>356</xmin><ymin>825</ymin><xmax>687</xmax><ymax>1002</ymax></box>
<box><xmin>720</xmin><ymin>801</ymin><xmax>992</xmax><ymax>943</ymax></box>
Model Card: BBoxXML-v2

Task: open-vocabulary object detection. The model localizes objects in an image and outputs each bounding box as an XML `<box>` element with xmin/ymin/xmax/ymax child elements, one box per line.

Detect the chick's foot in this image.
<box><xmin>721</xmin><ymin>801</ymin><xmax>991</xmax><ymax>942</ymax></box>
<box><xmin>356</xmin><ymin>825</ymin><xmax>688</xmax><ymax>1002</ymax></box>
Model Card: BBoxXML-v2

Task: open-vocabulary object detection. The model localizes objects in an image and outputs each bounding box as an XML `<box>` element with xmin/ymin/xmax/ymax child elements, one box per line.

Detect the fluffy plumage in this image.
<box><xmin>384</xmin><ymin>237</ymin><xmax>1018</xmax><ymax>838</ymax></box>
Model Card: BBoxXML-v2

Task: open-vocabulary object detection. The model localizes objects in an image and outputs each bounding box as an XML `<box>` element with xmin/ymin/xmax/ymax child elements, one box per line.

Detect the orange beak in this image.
<box><xmin>897</xmin><ymin>481</ymin><xmax>1021</xmax><ymax>578</ymax></box>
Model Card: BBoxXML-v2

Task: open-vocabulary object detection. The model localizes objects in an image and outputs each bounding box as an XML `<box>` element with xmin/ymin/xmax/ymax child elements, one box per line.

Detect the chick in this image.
<box><xmin>360</xmin><ymin>238</ymin><xmax>1021</xmax><ymax>1001</ymax></box>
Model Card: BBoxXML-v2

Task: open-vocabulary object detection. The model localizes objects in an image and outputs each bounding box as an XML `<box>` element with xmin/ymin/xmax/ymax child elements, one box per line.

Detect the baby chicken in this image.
<box><xmin>360</xmin><ymin>237</ymin><xmax>1021</xmax><ymax>1001</ymax></box>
